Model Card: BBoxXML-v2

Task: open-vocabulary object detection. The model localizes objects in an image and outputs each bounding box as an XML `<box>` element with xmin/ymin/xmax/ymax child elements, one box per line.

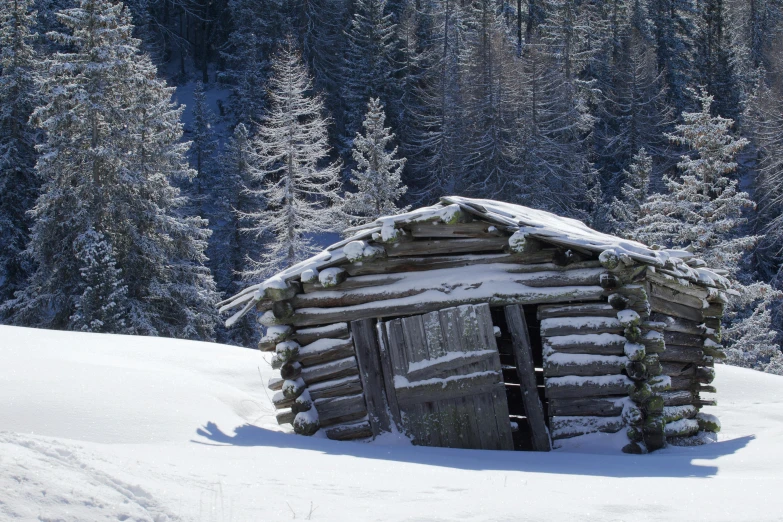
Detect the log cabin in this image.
<box><xmin>218</xmin><ymin>196</ymin><xmax>727</xmax><ymax>453</ymax></box>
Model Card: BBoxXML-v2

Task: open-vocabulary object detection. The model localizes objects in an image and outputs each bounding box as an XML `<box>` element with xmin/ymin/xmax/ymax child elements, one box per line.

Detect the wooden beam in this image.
<box><xmin>543</xmin><ymin>333</ymin><xmax>626</xmax><ymax>356</ymax></box>
<box><xmin>343</xmin><ymin>252</ymin><xmax>554</xmax><ymax>277</ymax></box>
<box><xmin>293</xmin><ymin>322</ymin><xmax>350</xmax><ymax>345</ymax></box>
<box><xmin>649</xmin><ymin>295</ymin><xmax>704</xmax><ymax>323</ymax></box>
<box><xmin>545</xmin><ymin>375</ymin><xmax>632</xmax><ymax>399</ymax></box>
<box><xmin>658</xmin><ymin>344</ymin><xmax>706</xmax><ymax>364</ymax></box>
<box><xmin>540</xmin><ymin>317</ymin><xmax>622</xmax><ymax>337</ymax></box>
<box><xmin>548</xmin><ymin>397</ymin><xmax>625</xmax><ymax>417</ymax></box>
<box><xmin>307</xmin><ymin>375</ymin><xmax>363</xmax><ymax>401</ymax></box>
<box><xmin>394</xmin><ymin>371</ymin><xmax>504</xmax><ymax>406</ymax></box>
<box><xmin>297</xmin><ymin>337</ymin><xmax>355</xmax><ymax>367</ymax></box>
<box><xmin>408</xmin><ymin>221</ymin><xmax>502</xmax><ymax>238</ymax></box>
<box><xmin>292</xmin><ymin>267</ymin><xmax>606</xmax><ymax>310</ymax></box>
<box><xmin>350</xmin><ymin>319</ymin><xmax>392</xmax><ymax>437</ymax></box>
<box><xmin>505</xmin><ymin>304</ymin><xmax>551</xmax><ymax>451</ymax></box>
<box><xmin>537</xmin><ymin>302</ymin><xmax>617</xmax><ymax>320</ymax></box>
<box><xmin>289</xmin><ymin>286</ymin><xmax>606</xmax><ymax>327</ymax></box>
<box><xmin>300</xmin><ymin>356</ymin><xmax>359</xmax><ymax>385</ymax></box>
<box><xmin>543</xmin><ymin>355</ymin><xmax>627</xmax><ymax>377</ymax></box>
<box><xmin>324</xmin><ymin>419</ymin><xmax>373</xmax><ymax>441</ymax></box>
<box><xmin>385</xmin><ymin>236</ymin><xmax>509</xmax><ymax>257</ymax></box>
<box><xmin>314</xmin><ymin>394</ymin><xmax>368</xmax><ymax>427</ymax></box>
<box><xmin>649</xmin><ymin>283</ymin><xmax>706</xmax><ymax>310</ymax></box>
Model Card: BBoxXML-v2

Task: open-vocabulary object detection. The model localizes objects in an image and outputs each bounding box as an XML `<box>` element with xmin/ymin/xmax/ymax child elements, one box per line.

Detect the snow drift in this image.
<box><xmin>1</xmin><ymin>325</ymin><xmax>782</xmax><ymax>521</ymax></box>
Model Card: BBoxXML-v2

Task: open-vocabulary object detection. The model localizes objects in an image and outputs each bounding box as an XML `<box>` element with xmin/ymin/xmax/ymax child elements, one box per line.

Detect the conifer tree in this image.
<box><xmin>70</xmin><ymin>229</ymin><xmax>130</xmax><ymax>333</ymax></box>
<box><xmin>342</xmin><ymin>0</ymin><xmax>398</xmax><ymax>151</ymax></box>
<box><xmin>635</xmin><ymin>90</ymin><xmax>755</xmax><ymax>272</ymax></box>
<box><xmin>345</xmin><ymin>98</ymin><xmax>408</xmax><ymax>223</ymax></box>
<box><xmin>9</xmin><ymin>0</ymin><xmax>220</xmax><ymax>339</ymax></box>
<box><xmin>609</xmin><ymin>147</ymin><xmax>652</xmax><ymax>236</ymax></box>
<box><xmin>242</xmin><ymin>39</ymin><xmax>342</xmax><ymax>279</ymax></box>
<box><xmin>0</xmin><ymin>0</ymin><xmax>39</xmax><ymax>313</ymax></box>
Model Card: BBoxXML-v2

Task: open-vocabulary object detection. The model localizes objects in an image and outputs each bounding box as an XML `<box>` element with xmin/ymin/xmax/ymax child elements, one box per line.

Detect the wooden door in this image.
<box><xmin>378</xmin><ymin>303</ymin><xmax>514</xmax><ymax>450</ymax></box>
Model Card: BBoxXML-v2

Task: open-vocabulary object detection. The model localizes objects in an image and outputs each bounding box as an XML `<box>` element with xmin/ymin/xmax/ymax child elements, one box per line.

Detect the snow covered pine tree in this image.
<box><xmin>241</xmin><ymin>38</ymin><xmax>342</xmax><ymax>279</ymax></box>
<box><xmin>9</xmin><ymin>0</ymin><xmax>220</xmax><ymax>339</ymax></box>
<box><xmin>634</xmin><ymin>89</ymin><xmax>781</xmax><ymax>373</ymax></box>
<box><xmin>0</xmin><ymin>0</ymin><xmax>40</xmax><ymax>314</ymax></box>
<box><xmin>344</xmin><ymin>98</ymin><xmax>408</xmax><ymax>224</ymax></box>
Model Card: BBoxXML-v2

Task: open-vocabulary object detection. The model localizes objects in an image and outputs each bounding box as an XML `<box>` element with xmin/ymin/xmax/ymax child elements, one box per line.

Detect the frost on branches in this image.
<box><xmin>7</xmin><ymin>0</ymin><xmax>219</xmax><ymax>339</ymax></box>
<box><xmin>344</xmin><ymin>98</ymin><xmax>408</xmax><ymax>224</ymax></box>
<box><xmin>724</xmin><ymin>283</ymin><xmax>783</xmax><ymax>376</ymax></box>
<box><xmin>241</xmin><ymin>39</ymin><xmax>342</xmax><ymax>279</ymax></box>
<box><xmin>70</xmin><ymin>229</ymin><xmax>130</xmax><ymax>334</ymax></box>
<box><xmin>634</xmin><ymin>89</ymin><xmax>781</xmax><ymax>374</ymax></box>
<box><xmin>634</xmin><ymin>90</ymin><xmax>756</xmax><ymax>275</ymax></box>
<box><xmin>0</xmin><ymin>0</ymin><xmax>39</xmax><ymax>311</ymax></box>
<box><xmin>608</xmin><ymin>148</ymin><xmax>652</xmax><ymax>237</ymax></box>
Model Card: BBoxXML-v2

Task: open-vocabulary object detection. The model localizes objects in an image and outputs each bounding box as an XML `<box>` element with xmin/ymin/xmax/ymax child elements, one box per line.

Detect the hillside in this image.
<box><xmin>1</xmin><ymin>325</ymin><xmax>782</xmax><ymax>521</ymax></box>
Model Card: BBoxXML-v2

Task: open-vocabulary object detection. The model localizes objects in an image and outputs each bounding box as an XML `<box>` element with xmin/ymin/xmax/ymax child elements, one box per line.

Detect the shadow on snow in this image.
<box><xmin>194</xmin><ymin>421</ymin><xmax>753</xmax><ymax>478</ymax></box>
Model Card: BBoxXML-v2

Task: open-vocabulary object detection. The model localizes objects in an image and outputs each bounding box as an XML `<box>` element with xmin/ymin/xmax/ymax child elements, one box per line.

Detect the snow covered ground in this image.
<box><xmin>1</xmin><ymin>325</ymin><xmax>782</xmax><ymax>522</ymax></box>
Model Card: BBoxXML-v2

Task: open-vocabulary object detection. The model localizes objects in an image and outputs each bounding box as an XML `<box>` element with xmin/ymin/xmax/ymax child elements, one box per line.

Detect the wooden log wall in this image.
<box><xmin>265</xmin><ymin>320</ymin><xmax>373</xmax><ymax>440</ymax></box>
<box><xmin>646</xmin><ymin>268</ymin><xmax>724</xmax><ymax>442</ymax></box>
<box><xmin>538</xmin><ymin>249</ymin><xmax>674</xmax><ymax>452</ymax></box>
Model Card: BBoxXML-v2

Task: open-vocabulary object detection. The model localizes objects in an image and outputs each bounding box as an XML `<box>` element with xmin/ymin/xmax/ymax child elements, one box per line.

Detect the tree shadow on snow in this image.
<box><xmin>194</xmin><ymin>421</ymin><xmax>754</xmax><ymax>478</ymax></box>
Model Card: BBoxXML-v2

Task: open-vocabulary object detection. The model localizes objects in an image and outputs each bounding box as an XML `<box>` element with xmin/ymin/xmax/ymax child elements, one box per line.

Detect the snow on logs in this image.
<box><xmin>264</xmin><ymin>320</ymin><xmax>368</xmax><ymax>438</ymax></box>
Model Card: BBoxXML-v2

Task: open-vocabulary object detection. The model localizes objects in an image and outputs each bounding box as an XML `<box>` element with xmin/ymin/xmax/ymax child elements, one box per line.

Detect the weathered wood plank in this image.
<box><xmin>649</xmin><ymin>283</ymin><xmax>707</xmax><ymax>310</ymax></box>
<box><xmin>351</xmin><ymin>319</ymin><xmax>392</xmax><ymax>437</ymax></box>
<box><xmin>324</xmin><ymin>419</ymin><xmax>373</xmax><ymax>441</ymax></box>
<box><xmin>307</xmin><ymin>375</ymin><xmax>363</xmax><ymax>401</ymax></box>
<box><xmin>505</xmin><ymin>304</ymin><xmax>551</xmax><ymax>451</ymax></box>
<box><xmin>276</xmin><ymin>408</ymin><xmax>295</xmax><ymax>425</ymax></box>
<box><xmin>651</xmin><ymin>313</ymin><xmax>707</xmax><ymax>336</ymax></box>
<box><xmin>537</xmin><ymin>302</ymin><xmax>617</xmax><ymax>320</ymax></box>
<box><xmin>649</xmin><ymin>295</ymin><xmax>704</xmax><ymax>323</ymax></box>
<box><xmin>545</xmin><ymin>375</ymin><xmax>633</xmax><ymax>399</ymax></box>
<box><xmin>408</xmin><ymin>221</ymin><xmax>501</xmax><ymax>238</ymax></box>
<box><xmin>297</xmin><ymin>337</ymin><xmax>355</xmax><ymax>367</ymax></box>
<box><xmin>657</xmin><ymin>344</ymin><xmax>706</xmax><ymax>364</ymax></box>
<box><xmin>303</xmin><ymin>275</ymin><xmax>404</xmax><ymax>294</ymax></box>
<box><xmin>540</xmin><ymin>316</ymin><xmax>623</xmax><ymax>337</ymax></box>
<box><xmin>543</xmin><ymin>354</ymin><xmax>627</xmax><ymax>377</ymax></box>
<box><xmin>436</xmin><ymin>307</ymin><xmax>482</xmax><ymax>449</ymax></box>
<box><xmin>292</xmin><ymin>267</ymin><xmax>605</xmax><ymax>310</ymax></box>
<box><xmin>293</xmin><ymin>323</ymin><xmax>350</xmax><ymax>345</ymax></box>
<box><xmin>314</xmin><ymin>394</ymin><xmax>368</xmax><ymax>427</ymax></box>
<box><xmin>385</xmin><ymin>236</ymin><xmax>509</xmax><ymax>257</ymax></box>
<box><xmin>551</xmin><ymin>416</ymin><xmax>625</xmax><ymax>440</ymax></box>
<box><xmin>343</xmin><ymin>252</ymin><xmax>554</xmax><ymax>277</ymax></box>
<box><xmin>660</xmin><ymin>390</ymin><xmax>697</xmax><ymax>406</ymax></box>
<box><xmin>542</xmin><ymin>333</ymin><xmax>626</xmax><ymax>356</ymax></box>
<box><xmin>376</xmin><ymin>321</ymin><xmax>403</xmax><ymax>432</ymax></box>
<box><xmin>384</xmin><ymin>318</ymin><xmax>412</xmax><ymax>438</ymax></box>
<box><xmin>405</xmin><ymin>350</ymin><xmax>497</xmax><ymax>382</ymax></box>
<box><xmin>474</xmin><ymin>304</ymin><xmax>515</xmax><ymax>451</ymax></box>
<box><xmin>548</xmin><ymin>397</ymin><xmax>625</xmax><ymax>417</ymax></box>
<box><xmin>661</xmin><ymin>361</ymin><xmax>696</xmax><ymax>376</ymax></box>
<box><xmin>289</xmin><ymin>286</ymin><xmax>606</xmax><ymax>327</ymax></box>
<box><xmin>646</xmin><ymin>270</ymin><xmax>710</xmax><ymax>299</ymax></box>
<box><xmin>300</xmin><ymin>356</ymin><xmax>359</xmax><ymax>385</ymax></box>
<box><xmin>401</xmin><ymin>314</ymin><xmax>442</xmax><ymax>447</ymax></box>
<box><xmin>664</xmin><ymin>331</ymin><xmax>705</xmax><ymax>348</ymax></box>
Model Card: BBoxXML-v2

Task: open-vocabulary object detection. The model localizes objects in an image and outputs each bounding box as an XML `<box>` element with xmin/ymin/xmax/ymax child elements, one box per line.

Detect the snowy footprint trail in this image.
<box><xmin>2</xmin><ymin>325</ymin><xmax>783</xmax><ymax>521</ymax></box>
<box><xmin>0</xmin><ymin>432</ymin><xmax>176</xmax><ymax>521</ymax></box>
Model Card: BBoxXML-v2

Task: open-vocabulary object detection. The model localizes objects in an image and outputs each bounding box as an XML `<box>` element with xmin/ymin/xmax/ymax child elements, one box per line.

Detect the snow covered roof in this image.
<box><xmin>218</xmin><ymin>196</ymin><xmax>730</xmax><ymax>326</ymax></box>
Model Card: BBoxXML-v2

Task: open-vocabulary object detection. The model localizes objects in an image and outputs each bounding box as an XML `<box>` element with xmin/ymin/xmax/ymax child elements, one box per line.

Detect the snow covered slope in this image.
<box><xmin>1</xmin><ymin>325</ymin><xmax>782</xmax><ymax>521</ymax></box>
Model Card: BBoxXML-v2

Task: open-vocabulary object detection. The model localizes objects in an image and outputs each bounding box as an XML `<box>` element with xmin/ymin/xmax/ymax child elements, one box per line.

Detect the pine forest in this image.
<box><xmin>1</xmin><ymin>0</ymin><xmax>782</xmax><ymax>375</ymax></box>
